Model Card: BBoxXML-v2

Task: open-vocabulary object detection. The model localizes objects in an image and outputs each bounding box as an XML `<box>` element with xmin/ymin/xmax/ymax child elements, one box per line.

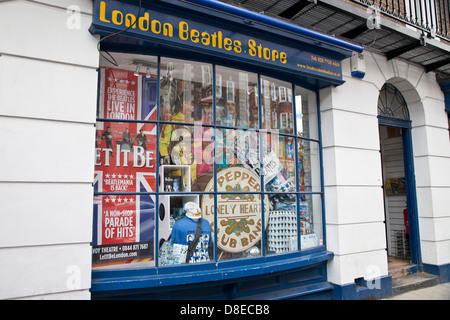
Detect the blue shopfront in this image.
<box><xmin>89</xmin><ymin>0</ymin><xmax>363</xmax><ymax>300</ymax></box>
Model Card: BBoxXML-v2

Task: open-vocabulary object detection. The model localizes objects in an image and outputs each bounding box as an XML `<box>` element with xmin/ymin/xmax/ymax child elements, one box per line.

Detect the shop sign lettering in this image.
<box><xmin>91</xmin><ymin>0</ymin><xmax>342</xmax><ymax>80</ymax></box>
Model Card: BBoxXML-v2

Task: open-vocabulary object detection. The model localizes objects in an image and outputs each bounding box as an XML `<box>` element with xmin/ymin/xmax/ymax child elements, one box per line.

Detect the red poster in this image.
<box><xmin>102</xmin><ymin>68</ymin><xmax>138</xmax><ymax>120</ymax></box>
<box><xmin>95</xmin><ymin>121</ymin><xmax>157</xmax><ymax>193</ymax></box>
<box><xmin>101</xmin><ymin>195</ymin><xmax>137</xmax><ymax>244</ymax></box>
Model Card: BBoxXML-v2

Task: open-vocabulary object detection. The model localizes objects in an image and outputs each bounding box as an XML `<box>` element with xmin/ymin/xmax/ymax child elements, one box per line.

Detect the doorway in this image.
<box><xmin>379</xmin><ymin>125</ymin><xmax>410</xmax><ymax>271</ymax></box>
<box><xmin>377</xmin><ymin>83</ymin><xmax>421</xmax><ymax>274</ymax></box>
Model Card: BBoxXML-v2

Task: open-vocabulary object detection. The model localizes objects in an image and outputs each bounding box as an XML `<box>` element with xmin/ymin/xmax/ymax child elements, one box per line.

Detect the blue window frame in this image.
<box><xmin>91</xmin><ymin>52</ymin><xmax>326</xmax><ymax>292</ymax></box>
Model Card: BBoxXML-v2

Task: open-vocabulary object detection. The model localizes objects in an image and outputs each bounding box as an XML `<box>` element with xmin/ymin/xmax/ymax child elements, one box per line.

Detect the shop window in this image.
<box><xmin>93</xmin><ymin>54</ymin><xmax>324</xmax><ymax>271</ymax></box>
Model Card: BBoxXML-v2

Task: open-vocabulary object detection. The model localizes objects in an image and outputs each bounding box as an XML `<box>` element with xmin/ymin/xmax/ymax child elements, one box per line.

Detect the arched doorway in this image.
<box><xmin>378</xmin><ymin>83</ymin><xmax>422</xmax><ymax>275</ymax></box>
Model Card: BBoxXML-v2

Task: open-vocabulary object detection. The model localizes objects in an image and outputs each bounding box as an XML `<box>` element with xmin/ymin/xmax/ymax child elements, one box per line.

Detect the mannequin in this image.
<box><xmin>170</xmin><ymin>202</ymin><xmax>213</xmax><ymax>263</ymax></box>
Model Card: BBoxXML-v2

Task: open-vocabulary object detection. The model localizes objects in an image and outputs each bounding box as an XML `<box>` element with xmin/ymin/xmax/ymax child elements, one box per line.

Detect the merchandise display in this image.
<box><xmin>159</xmin><ymin>165</ymin><xmax>190</xmax><ymax>192</ymax></box>
<box><xmin>159</xmin><ymin>242</ymin><xmax>188</xmax><ymax>265</ymax></box>
<box><xmin>94</xmin><ymin>54</ymin><xmax>323</xmax><ymax>269</ymax></box>
<box><xmin>267</xmin><ymin>210</ymin><xmax>298</xmax><ymax>253</ymax></box>
<box><xmin>159</xmin><ymin>202</ymin><xmax>213</xmax><ymax>265</ymax></box>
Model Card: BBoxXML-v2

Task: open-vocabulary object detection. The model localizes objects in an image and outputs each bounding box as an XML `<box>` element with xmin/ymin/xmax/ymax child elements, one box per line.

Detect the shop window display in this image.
<box><xmin>93</xmin><ymin>54</ymin><xmax>324</xmax><ymax>270</ymax></box>
<box><xmin>263</xmin><ymin>133</ymin><xmax>296</xmax><ymax>194</ymax></box>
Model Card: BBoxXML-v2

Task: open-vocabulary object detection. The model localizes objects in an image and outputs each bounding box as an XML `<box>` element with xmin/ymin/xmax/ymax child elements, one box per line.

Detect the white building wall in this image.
<box><xmin>321</xmin><ymin>56</ymin><xmax>387</xmax><ymax>285</ymax></box>
<box><xmin>410</xmin><ymin>84</ymin><xmax>450</xmax><ymax>267</ymax></box>
<box><xmin>324</xmin><ymin>49</ymin><xmax>450</xmax><ymax>287</ymax></box>
<box><xmin>0</xmin><ymin>0</ymin><xmax>98</xmax><ymax>299</ymax></box>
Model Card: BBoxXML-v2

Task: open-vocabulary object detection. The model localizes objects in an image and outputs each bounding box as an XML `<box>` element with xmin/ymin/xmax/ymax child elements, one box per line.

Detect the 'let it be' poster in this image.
<box><xmin>93</xmin><ymin>68</ymin><xmax>157</xmax><ymax>267</ymax></box>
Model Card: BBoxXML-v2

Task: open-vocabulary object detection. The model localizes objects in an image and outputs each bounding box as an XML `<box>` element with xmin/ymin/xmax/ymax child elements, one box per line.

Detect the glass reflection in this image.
<box><xmin>261</xmin><ymin>76</ymin><xmax>294</xmax><ymax>134</ymax></box>
<box><xmin>294</xmin><ymin>85</ymin><xmax>318</xmax><ymax>139</ymax></box>
<box><xmin>297</xmin><ymin>140</ymin><xmax>321</xmax><ymax>193</ymax></box>
<box><xmin>160</xmin><ymin>58</ymin><xmax>213</xmax><ymax>125</ymax></box>
<box><xmin>216</xmin><ymin>129</ymin><xmax>260</xmax><ymax>172</ymax></box>
<box><xmin>216</xmin><ymin>66</ymin><xmax>259</xmax><ymax>129</ymax></box>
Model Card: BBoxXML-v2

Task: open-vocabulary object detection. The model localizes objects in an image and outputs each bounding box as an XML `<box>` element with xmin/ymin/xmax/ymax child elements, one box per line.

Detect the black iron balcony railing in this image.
<box><xmin>351</xmin><ymin>0</ymin><xmax>450</xmax><ymax>40</ymax></box>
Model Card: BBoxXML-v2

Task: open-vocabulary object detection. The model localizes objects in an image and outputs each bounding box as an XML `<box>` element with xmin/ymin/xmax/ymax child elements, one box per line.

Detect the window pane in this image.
<box><xmin>159</xmin><ymin>124</ymin><xmax>215</xmax><ymax>191</ymax></box>
<box><xmin>191</xmin><ymin>127</ymin><xmax>215</xmax><ymax>191</ymax></box>
<box><xmin>214</xmin><ymin>193</ymin><xmax>268</xmax><ymax>260</ymax></box>
<box><xmin>159</xmin><ymin>194</ymin><xmax>213</xmax><ymax>265</ymax></box>
<box><xmin>263</xmin><ymin>133</ymin><xmax>296</xmax><ymax>193</ymax></box>
<box><xmin>295</xmin><ymin>85</ymin><xmax>318</xmax><ymax>140</ymax></box>
<box><xmin>216</xmin><ymin>66</ymin><xmax>259</xmax><ymax>129</ymax></box>
<box><xmin>300</xmin><ymin>194</ymin><xmax>323</xmax><ymax>250</ymax></box>
<box><xmin>95</xmin><ymin>121</ymin><xmax>157</xmax><ymax>193</ymax></box>
<box><xmin>160</xmin><ymin>58</ymin><xmax>213</xmax><ymax>125</ymax></box>
<box><xmin>261</xmin><ymin>76</ymin><xmax>294</xmax><ymax>134</ymax></box>
<box><xmin>213</xmin><ymin>167</ymin><xmax>268</xmax><ymax>261</ymax></box>
<box><xmin>266</xmin><ymin>194</ymin><xmax>298</xmax><ymax>255</ymax></box>
<box><xmin>216</xmin><ymin>129</ymin><xmax>260</xmax><ymax>173</ymax></box>
<box><xmin>98</xmin><ymin>62</ymin><xmax>158</xmax><ymax>121</ymax></box>
<box><xmin>298</xmin><ymin>140</ymin><xmax>321</xmax><ymax>193</ymax></box>
<box><xmin>92</xmin><ymin>194</ymin><xmax>155</xmax><ymax>269</ymax></box>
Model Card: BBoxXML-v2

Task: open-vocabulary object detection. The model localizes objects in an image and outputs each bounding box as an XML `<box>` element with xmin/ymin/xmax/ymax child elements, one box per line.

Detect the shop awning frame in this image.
<box><xmin>180</xmin><ymin>0</ymin><xmax>363</xmax><ymax>54</ymax></box>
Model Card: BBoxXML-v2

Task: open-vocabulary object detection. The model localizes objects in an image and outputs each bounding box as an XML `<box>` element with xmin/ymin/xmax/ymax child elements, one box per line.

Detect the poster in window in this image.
<box><xmin>92</xmin><ymin>67</ymin><xmax>157</xmax><ymax>267</ymax></box>
<box><xmin>99</xmin><ymin>67</ymin><xmax>157</xmax><ymax>121</ymax></box>
<box><xmin>96</xmin><ymin>195</ymin><xmax>141</xmax><ymax>246</ymax></box>
<box><xmin>202</xmin><ymin>167</ymin><xmax>270</xmax><ymax>255</ymax></box>
<box><xmin>91</xmin><ymin>194</ymin><xmax>155</xmax><ymax>267</ymax></box>
<box><xmin>93</xmin><ymin>120</ymin><xmax>157</xmax><ymax>267</ymax></box>
<box><xmin>95</xmin><ymin>121</ymin><xmax>157</xmax><ymax>193</ymax></box>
